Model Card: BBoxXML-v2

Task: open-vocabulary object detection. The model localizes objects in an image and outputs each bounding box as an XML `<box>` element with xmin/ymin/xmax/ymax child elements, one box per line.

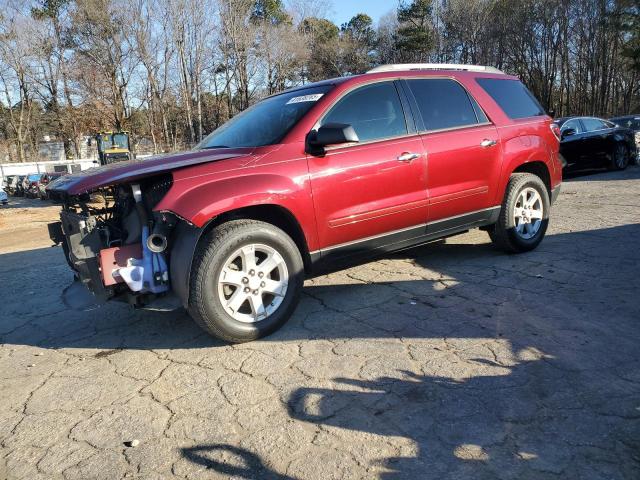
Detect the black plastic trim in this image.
<box><xmin>169</xmin><ymin>221</ymin><xmax>204</xmax><ymax>307</ymax></box>
<box><xmin>311</xmin><ymin>207</ymin><xmax>500</xmax><ymax>273</ymax></box>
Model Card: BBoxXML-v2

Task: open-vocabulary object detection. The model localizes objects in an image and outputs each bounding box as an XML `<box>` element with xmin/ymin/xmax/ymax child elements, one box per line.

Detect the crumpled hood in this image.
<box><xmin>48</xmin><ymin>148</ymin><xmax>252</xmax><ymax>196</ymax></box>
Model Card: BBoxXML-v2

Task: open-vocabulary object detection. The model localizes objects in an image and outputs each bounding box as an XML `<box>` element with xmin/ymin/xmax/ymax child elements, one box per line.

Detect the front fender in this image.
<box><xmin>163</xmin><ymin>174</ymin><xmax>305</xmax><ymax>225</ymax></box>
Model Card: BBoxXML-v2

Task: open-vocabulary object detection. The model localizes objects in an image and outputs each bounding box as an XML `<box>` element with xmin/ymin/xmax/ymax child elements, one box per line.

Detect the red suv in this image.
<box><xmin>48</xmin><ymin>64</ymin><xmax>562</xmax><ymax>343</ymax></box>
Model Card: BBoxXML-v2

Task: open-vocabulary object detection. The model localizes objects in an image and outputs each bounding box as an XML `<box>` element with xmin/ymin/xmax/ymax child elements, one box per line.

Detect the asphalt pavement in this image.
<box><xmin>1</xmin><ymin>167</ymin><xmax>639</xmax><ymax>479</ymax></box>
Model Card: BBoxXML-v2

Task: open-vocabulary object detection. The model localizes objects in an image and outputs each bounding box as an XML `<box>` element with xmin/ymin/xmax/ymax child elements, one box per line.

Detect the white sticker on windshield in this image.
<box><xmin>286</xmin><ymin>93</ymin><xmax>324</xmax><ymax>104</ymax></box>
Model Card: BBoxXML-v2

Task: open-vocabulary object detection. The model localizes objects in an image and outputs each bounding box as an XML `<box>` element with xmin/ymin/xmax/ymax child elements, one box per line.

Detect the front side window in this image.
<box><xmin>199</xmin><ymin>85</ymin><xmax>333</xmax><ymax>149</ymax></box>
<box><xmin>582</xmin><ymin>118</ymin><xmax>606</xmax><ymax>132</ymax></box>
<box><xmin>407</xmin><ymin>79</ymin><xmax>482</xmax><ymax>131</ymax></box>
<box><xmin>561</xmin><ymin>119</ymin><xmax>583</xmax><ymax>134</ymax></box>
<box><xmin>320</xmin><ymin>82</ymin><xmax>407</xmax><ymax>143</ymax></box>
<box><xmin>477</xmin><ymin>78</ymin><xmax>545</xmax><ymax>119</ymax></box>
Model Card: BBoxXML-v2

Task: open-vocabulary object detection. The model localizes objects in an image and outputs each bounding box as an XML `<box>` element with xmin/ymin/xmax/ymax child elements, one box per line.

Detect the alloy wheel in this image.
<box><xmin>217</xmin><ymin>243</ymin><xmax>289</xmax><ymax>323</ymax></box>
<box><xmin>513</xmin><ymin>187</ymin><xmax>543</xmax><ymax>240</ymax></box>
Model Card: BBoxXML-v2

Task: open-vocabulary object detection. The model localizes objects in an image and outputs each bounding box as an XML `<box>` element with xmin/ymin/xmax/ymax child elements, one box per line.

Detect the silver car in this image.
<box><xmin>0</xmin><ymin>190</ymin><xmax>8</xmax><ymax>205</ymax></box>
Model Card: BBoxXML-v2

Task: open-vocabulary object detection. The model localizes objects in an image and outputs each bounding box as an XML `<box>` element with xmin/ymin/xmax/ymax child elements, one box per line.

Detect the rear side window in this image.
<box><xmin>407</xmin><ymin>79</ymin><xmax>482</xmax><ymax>131</ymax></box>
<box><xmin>321</xmin><ymin>82</ymin><xmax>407</xmax><ymax>142</ymax></box>
<box><xmin>477</xmin><ymin>78</ymin><xmax>544</xmax><ymax>119</ymax></box>
<box><xmin>582</xmin><ymin>118</ymin><xmax>607</xmax><ymax>132</ymax></box>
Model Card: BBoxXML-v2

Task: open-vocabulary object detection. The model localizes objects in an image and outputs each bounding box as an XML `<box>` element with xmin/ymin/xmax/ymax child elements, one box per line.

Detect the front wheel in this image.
<box><xmin>188</xmin><ymin>219</ymin><xmax>304</xmax><ymax>343</ymax></box>
<box><xmin>489</xmin><ymin>173</ymin><xmax>550</xmax><ymax>253</ymax></box>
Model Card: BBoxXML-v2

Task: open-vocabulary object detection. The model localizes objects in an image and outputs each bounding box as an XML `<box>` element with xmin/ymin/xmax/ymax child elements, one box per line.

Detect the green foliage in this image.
<box><xmin>341</xmin><ymin>13</ymin><xmax>374</xmax><ymax>46</ymax></box>
<box><xmin>30</xmin><ymin>0</ymin><xmax>68</xmax><ymax>21</ymax></box>
<box><xmin>252</xmin><ymin>0</ymin><xmax>291</xmax><ymax>26</ymax></box>
<box><xmin>396</xmin><ymin>0</ymin><xmax>434</xmax><ymax>60</ymax></box>
<box><xmin>300</xmin><ymin>17</ymin><xmax>339</xmax><ymax>42</ymax></box>
<box><xmin>621</xmin><ymin>0</ymin><xmax>640</xmax><ymax>72</ymax></box>
<box><xmin>341</xmin><ymin>14</ymin><xmax>375</xmax><ymax>74</ymax></box>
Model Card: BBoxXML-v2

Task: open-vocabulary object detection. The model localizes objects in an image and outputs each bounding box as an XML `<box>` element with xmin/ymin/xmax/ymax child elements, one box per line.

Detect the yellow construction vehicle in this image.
<box><xmin>95</xmin><ymin>131</ymin><xmax>133</xmax><ymax>165</ymax></box>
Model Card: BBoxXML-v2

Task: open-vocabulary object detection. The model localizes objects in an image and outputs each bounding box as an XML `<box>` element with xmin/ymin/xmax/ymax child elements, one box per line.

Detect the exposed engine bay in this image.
<box><xmin>48</xmin><ymin>174</ymin><xmax>178</xmax><ymax>305</ymax></box>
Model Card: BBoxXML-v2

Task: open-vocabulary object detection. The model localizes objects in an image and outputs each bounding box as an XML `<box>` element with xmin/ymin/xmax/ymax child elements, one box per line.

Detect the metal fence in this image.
<box><xmin>0</xmin><ymin>155</ymin><xmax>152</xmax><ymax>187</ymax></box>
<box><xmin>0</xmin><ymin>159</ymin><xmax>96</xmax><ymax>186</ymax></box>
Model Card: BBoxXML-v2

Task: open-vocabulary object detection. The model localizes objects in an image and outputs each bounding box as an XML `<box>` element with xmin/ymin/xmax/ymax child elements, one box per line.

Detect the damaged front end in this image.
<box><xmin>48</xmin><ymin>174</ymin><xmax>177</xmax><ymax>307</ymax></box>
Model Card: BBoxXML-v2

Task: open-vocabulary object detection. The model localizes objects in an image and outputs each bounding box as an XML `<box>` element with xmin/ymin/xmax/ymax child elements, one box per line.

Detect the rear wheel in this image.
<box><xmin>610</xmin><ymin>142</ymin><xmax>629</xmax><ymax>170</ymax></box>
<box><xmin>188</xmin><ymin>219</ymin><xmax>304</xmax><ymax>343</ymax></box>
<box><xmin>489</xmin><ymin>173</ymin><xmax>550</xmax><ymax>253</ymax></box>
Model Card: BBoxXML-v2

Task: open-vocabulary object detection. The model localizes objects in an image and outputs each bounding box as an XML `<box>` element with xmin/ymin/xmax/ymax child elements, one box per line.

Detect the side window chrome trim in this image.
<box><xmin>418</xmin><ymin>122</ymin><xmax>494</xmax><ymax>136</ymax></box>
<box><xmin>322</xmin><ymin>132</ymin><xmax>425</xmax><ymax>153</ymax></box>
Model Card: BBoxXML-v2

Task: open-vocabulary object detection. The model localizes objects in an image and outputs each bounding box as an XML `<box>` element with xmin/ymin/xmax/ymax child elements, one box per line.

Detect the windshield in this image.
<box><xmin>198</xmin><ymin>85</ymin><xmax>332</xmax><ymax>149</ymax></box>
<box><xmin>112</xmin><ymin>133</ymin><xmax>129</xmax><ymax>149</ymax></box>
<box><xmin>98</xmin><ymin>133</ymin><xmax>128</xmax><ymax>151</ymax></box>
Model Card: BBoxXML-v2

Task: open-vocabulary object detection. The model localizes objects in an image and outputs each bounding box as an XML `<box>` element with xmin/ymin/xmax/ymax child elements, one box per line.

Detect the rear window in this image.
<box><xmin>477</xmin><ymin>78</ymin><xmax>544</xmax><ymax>119</ymax></box>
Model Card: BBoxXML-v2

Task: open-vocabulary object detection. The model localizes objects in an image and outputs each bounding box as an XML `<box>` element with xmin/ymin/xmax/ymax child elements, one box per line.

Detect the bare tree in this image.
<box><xmin>129</xmin><ymin>0</ymin><xmax>175</xmax><ymax>151</ymax></box>
<box><xmin>31</xmin><ymin>0</ymin><xmax>82</xmax><ymax>158</ymax></box>
<box><xmin>0</xmin><ymin>2</ymin><xmax>37</xmax><ymax>162</ymax></box>
<box><xmin>70</xmin><ymin>0</ymin><xmax>138</xmax><ymax>130</ymax></box>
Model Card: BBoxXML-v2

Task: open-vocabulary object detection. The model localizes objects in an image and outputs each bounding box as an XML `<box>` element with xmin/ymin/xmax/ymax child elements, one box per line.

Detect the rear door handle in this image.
<box><xmin>480</xmin><ymin>139</ymin><xmax>497</xmax><ymax>148</ymax></box>
<box><xmin>397</xmin><ymin>152</ymin><xmax>421</xmax><ymax>163</ymax></box>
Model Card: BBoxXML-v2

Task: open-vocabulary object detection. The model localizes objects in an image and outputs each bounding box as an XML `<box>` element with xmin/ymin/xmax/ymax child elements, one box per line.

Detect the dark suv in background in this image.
<box><xmin>49</xmin><ymin>63</ymin><xmax>562</xmax><ymax>343</ymax></box>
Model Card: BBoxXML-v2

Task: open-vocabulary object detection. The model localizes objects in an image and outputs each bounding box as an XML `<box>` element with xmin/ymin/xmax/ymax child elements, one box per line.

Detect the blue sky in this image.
<box><xmin>331</xmin><ymin>0</ymin><xmax>397</xmax><ymax>27</ymax></box>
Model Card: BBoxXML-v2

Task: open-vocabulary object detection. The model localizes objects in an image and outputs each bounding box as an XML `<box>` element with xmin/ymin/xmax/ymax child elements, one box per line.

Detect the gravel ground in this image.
<box><xmin>1</xmin><ymin>167</ymin><xmax>639</xmax><ymax>480</ymax></box>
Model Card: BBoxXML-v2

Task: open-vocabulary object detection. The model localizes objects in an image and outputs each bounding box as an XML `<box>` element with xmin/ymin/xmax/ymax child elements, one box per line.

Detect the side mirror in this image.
<box><xmin>307</xmin><ymin>123</ymin><xmax>359</xmax><ymax>153</ymax></box>
<box><xmin>561</xmin><ymin>128</ymin><xmax>576</xmax><ymax>139</ymax></box>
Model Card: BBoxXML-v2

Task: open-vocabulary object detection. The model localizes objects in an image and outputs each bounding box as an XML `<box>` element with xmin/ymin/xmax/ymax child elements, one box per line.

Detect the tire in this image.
<box><xmin>610</xmin><ymin>142</ymin><xmax>629</xmax><ymax>170</ymax></box>
<box><xmin>188</xmin><ymin>219</ymin><xmax>304</xmax><ymax>343</ymax></box>
<box><xmin>489</xmin><ymin>173</ymin><xmax>550</xmax><ymax>253</ymax></box>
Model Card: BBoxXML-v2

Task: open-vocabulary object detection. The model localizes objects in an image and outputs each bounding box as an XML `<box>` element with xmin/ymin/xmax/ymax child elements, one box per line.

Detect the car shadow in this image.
<box><xmin>181</xmin><ymin>444</ymin><xmax>296</xmax><ymax>479</ymax></box>
<box><xmin>0</xmin><ymin>195</ymin><xmax>59</xmax><ymax>209</ymax></box>
<box><xmin>2</xmin><ymin>224</ymin><xmax>639</xmax><ymax>478</ymax></box>
<box><xmin>285</xmin><ymin>354</ymin><xmax>639</xmax><ymax>478</ymax></box>
<box><xmin>1</xmin><ymin>223</ymin><xmax>639</xmax><ymax>352</ymax></box>
<box><xmin>563</xmin><ymin>163</ymin><xmax>640</xmax><ymax>181</ymax></box>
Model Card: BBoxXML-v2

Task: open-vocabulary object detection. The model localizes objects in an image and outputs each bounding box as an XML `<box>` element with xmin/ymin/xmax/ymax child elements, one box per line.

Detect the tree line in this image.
<box><xmin>0</xmin><ymin>0</ymin><xmax>638</xmax><ymax>162</ymax></box>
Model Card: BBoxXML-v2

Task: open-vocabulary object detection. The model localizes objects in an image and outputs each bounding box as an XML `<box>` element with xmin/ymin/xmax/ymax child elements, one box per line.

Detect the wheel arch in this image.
<box><xmin>511</xmin><ymin>161</ymin><xmax>551</xmax><ymax>198</ymax></box>
<box><xmin>201</xmin><ymin>204</ymin><xmax>312</xmax><ymax>272</ymax></box>
<box><xmin>169</xmin><ymin>204</ymin><xmax>312</xmax><ymax>308</ymax></box>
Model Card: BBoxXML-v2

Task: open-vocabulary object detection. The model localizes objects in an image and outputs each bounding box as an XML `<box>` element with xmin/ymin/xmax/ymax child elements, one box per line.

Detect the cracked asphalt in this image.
<box><xmin>1</xmin><ymin>167</ymin><xmax>639</xmax><ymax>480</ymax></box>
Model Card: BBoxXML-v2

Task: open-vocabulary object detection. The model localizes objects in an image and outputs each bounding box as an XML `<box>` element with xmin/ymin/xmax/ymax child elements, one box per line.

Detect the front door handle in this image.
<box><xmin>397</xmin><ymin>152</ymin><xmax>421</xmax><ymax>163</ymax></box>
<box><xmin>480</xmin><ymin>139</ymin><xmax>497</xmax><ymax>148</ymax></box>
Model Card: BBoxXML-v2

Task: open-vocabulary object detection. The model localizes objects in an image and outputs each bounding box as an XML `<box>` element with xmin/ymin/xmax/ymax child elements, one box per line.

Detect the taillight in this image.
<box><xmin>550</xmin><ymin>123</ymin><xmax>561</xmax><ymax>141</ymax></box>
